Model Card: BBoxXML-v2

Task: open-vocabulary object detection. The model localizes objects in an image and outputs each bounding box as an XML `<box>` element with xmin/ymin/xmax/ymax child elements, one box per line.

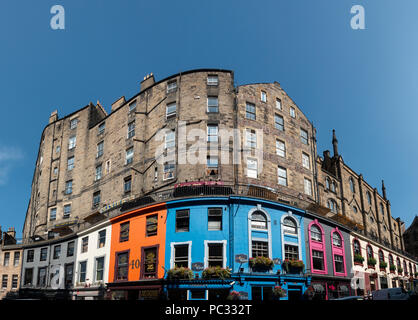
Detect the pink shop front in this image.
<box><xmin>310</xmin><ymin>276</ymin><xmax>352</xmax><ymax>300</ymax></box>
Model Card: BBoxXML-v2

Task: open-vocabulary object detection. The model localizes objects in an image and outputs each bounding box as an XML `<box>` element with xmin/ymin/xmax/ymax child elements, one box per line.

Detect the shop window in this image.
<box><xmin>207</xmin><ymin>243</ymin><xmax>224</xmax><ymax>267</ymax></box>
<box><xmin>115</xmin><ymin>252</ymin><xmax>129</xmax><ymax>281</ymax></box>
<box><xmin>146</xmin><ymin>215</ymin><xmax>158</xmax><ymax>237</ymax></box>
<box><xmin>120</xmin><ymin>222</ymin><xmax>130</xmax><ymax>242</ymax></box>
<box><xmin>142</xmin><ymin>247</ymin><xmax>158</xmax><ymax>279</ymax></box>
<box><xmin>173</xmin><ymin>244</ymin><xmax>189</xmax><ymax>268</ymax></box>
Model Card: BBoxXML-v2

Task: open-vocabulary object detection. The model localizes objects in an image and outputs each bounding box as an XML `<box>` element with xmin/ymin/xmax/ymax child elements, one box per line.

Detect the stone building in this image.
<box><xmin>21</xmin><ymin>68</ymin><xmax>409</xmax><ymax>263</ymax></box>
<box><xmin>0</xmin><ymin>227</ymin><xmax>23</xmax><ymax>299</ymax></box>
<box><xmin>403</xmin><ymin>215</ymin><xmax>418</xmax><ymax>260</ymax></box>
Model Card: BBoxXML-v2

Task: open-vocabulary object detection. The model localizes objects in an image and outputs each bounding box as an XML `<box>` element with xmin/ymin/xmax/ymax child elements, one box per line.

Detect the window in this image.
<box><xmin>283</xmin><ymin>217</ymin><xmax>297</xmax><ymax>234</ymax></box>
<box><xmin>312</xmin><ymin>250</ymin><xmax>325</xmax><ymax>271</ymax></box>
<box><xmin>252</xmin><ymin>241</ymin><xmax>268</xmax><ymax>258</ymax></box>
<box><xmin>64</xmin><ymin>263</ymin><xmax>73</xmax><ymax>287</ymax></box>
<box><xmin>251</xmin><ymin>211</ymin><xmax>267</xmax><ymax>230</ymax></box>
<box><xmin>163</xmin><ymin>161</ymin><xmax>175</xmax><ymax>180</ymax></box>
<box><xmin>53</xmin><ymin>167</ymin><xmax>58</xmax><ymax>175</ymax></box>
<box><xmin>105</xmin><ymin>159</ymin><xmax>111</xmax><ymax>174</ymax></box>
<box><xmin>81</xmin><ymin>237</ymin><xmax>89</xmax><ymax>253</ymax></box>
<box><xmin>208</xmin><ymin>208</ymin><xmax>222</xmax><ymax>231</ymax></box>
<box><xmin>284</xmin><ymin>244</ymin><xmax>299</xmax><ymax>260</ymax></box>
<box><xmin>332</xmin><ymin>233</ymin><xmax>342</xmax><ymax>247</ymax></box>
<box><xmin>353</xmin><ymin>206</ymin><xmax>358</xmax><ymax>213</ymax></box>
<box><xmin>310</xmin><ymin>225</ymin><xmax>322</xmax><ymax>242</ymax></box>
<box><xmin>79</xmin><ymin>261</ymin><xmax>87</xmax><ymax>283</ymax></box>
<box><xmin>167</xmin><ymin>80</ymin><xmax>177</xmax><ymax>93</ymax></box>
<box><xmin>120</xmin><ymin>222</ymin><xmax>130</xmax><ymax>242</ymax></box>
<box><xmin>116</xmin><ymin>252</ymin><xmax>129</xmax><ymax>280</ymax></box>
<box><xmin>3</xmin><ymin>252</ymin><xmax>10</xmax><ymax>266</ymax></box>
<box><xmin>260</xmin><ymin>90</ymin><xmax>267</xmax><ymax>102</ymax></box>
<box><xmin>290</xmin><ymin>107</ymin><xmax>296</xmax><ymax>118</ymax></box>
<box><xmin>326</xmin><ymin>178</ymin><xmax>330</xmax><ymax>190</ymax></box>
<box><xmin>98</xmin><ymin>230</ymin><xmax>106</xmax><ymax>248</ymax></box>
<box><xmin>379</xmin><ymin>250</ymin><xmax>384</xmax><ymax>263</ymax></box>
<box><xmin>207</xmin><ymin>125</ymin><xmax>219</xmax><ymax>142</ymax></box>
<box><xmin>165</xmin><ymin>131</ymin><xmax>175</xmax><ymax>149</ymax></box>
<box><xmin>95</xmin><ymin>257</ymin><xmax>105</xmax><ymax>281</ymax></box>
<box><xmin>97</xmin><ymin>141</ymin><xmax>104</xmax><ymax>158</ymax></box>
<box><xmin>93</xmin><ymin>191</ymin><xmax>101</xmax><ymax>207</ymax></box>
<box><xmin>207</xmin><ymin>75</ymin><xmax>218</xmax><ymax>86</ymax></box>
<box><xmin>95</xmin><ymin>165</ymin><xmax>102</xmax><ymax>181</ymax></box>
<box><xmin>275</xmin><ymin>114</ymin><xmax>284</xmax><ymax>131</ymax></box>
<box><xmin>353</xmin><ymin>240</ymin><xmax>361</xmax><ymax>255</ymax></box>
<box><xmin>127</xmin><ymin>121</ymin><xmax>135</xmax><ymax>138</ymax></box>
<box><xmin>68</xmin><ymin>136</ymin><xmax>76</xmax><ymax>150</ymax></box>
<box><xmin>24</xmin><ymin>268</ymin><xmax>33</xmax><ymax>285</ymax></box>
<box><xmin>27</xmin><ymin>250</ymin><xmax>34</xmax><ymax>263</ymax></box>
<box><xmin>176</xmin><ymin>210</ymin><xmax>190</xmax><ymax>232</ymax></box>
<box><xmin>129</xmin><ymin>100</ymin><xmax>136</xmax><ymax>112</ymax></box>
<box><xmin>56</xmin><ymin>145</ymin><xmax>61</xmax><ymax>153</ymax></box>
<box><xmin>247</xmin><ymin>158</ymin><xmax>258</xmax><ymax>178</ymax></box>
<box><xmin>276</xmin><ymin>140</ymin><xmax>285</xmax><ymax>157</ymax></box>
<box><xmin>11</xmin><ymin>275</ymin><xmax>18</xmax><ymax>289</ymax></box>
<box><xmin>246</xmin><ymin>102</ymin><xmax>256</xmax><ymax>120</ymax></box>
<box><xmin>174</xmin><ymin>244</ymin><xmax>189</xmax><ymax>268</ymax></box>
<box><xmin>166</xmin><ymin>102</ymin><xmax>176</xmax><ymax>118</ymax></box>
<box><xmin>13</xmin><ymin>252</ymin><xmax>20</xmax><ymax>266</ymax></box>
<box><xmin>207</xmin><ymin>156</ymin><xmax>218</xmax><ymax>169</ymax></box>
<box><xmin>304</xmin><ymin>178</ymin><xmax>312</xmax><ymax>196</ymax></box>
<box><xmin>142</xmin><ymin>247</ymin><xmax>158</xmax><ymax>278</ymax></box>
<box><xmin>98</xmin><ymin>122</ymin><xmax>105</xmax><ymax>135</ymax></box>
<box><xmin>67</xmin><ymin>241</ymin><xmax>74</xmax><ymax>257</ymax></box>
<box><xmin>208</xmin><ymin>243</ymin><xmax>224</xmax><ymax>267</ymax></box>
<box><xmin>63</xmin><ymin>204</ymin><xmax>71</xmax><ymax>219</ymax></box>
<box><xmin>300</xmin><ymin>129</ymin><xmax>308</xmax><ymax>145</ymax></box>
<box><xmin>124</xmin><ymin>176</ymin><xmax>132</xmax><ymax>193</ymax></box>
<box><xmin>2</xmin><ymin>275</ymin><xmax>7</xmax><ymax>289</ymax></box>
<box><xmin>302</xmin><ymin>153</ymin><xmax>310</xmax><ymax>169</ymax></box>
<box><xmin>70</xmin><ymin>118</ymin><xmax>78</xmax><ymax>129</ymax></box>
<box><xmin>37</xmin><ymin>267</ymin><xmax>47</xmax><ymax>287</ymax></box>
<box><xmin>276</xmin><ymin>98</ymin><xmax>282</xmax><ymax>110</ymax></box>
<box><xmin>207</xmin><ymin>96</ymin><xmax>219</xmax><ymax>113</ymax></box>
<box><xmin>334</xmin><ymin>255</ymin><xmax>344</xmax><ymax>273</ymax></box>
<box><xmin>53</xmin><ymin>245</ymin><xmax>61</xmax><ymax>259</ymax></box>
<box><xmin>245</xmin><ymin>129</ymin><xmax>256</xmax><ymax>149</ymax></box>
<box><xmin>126</xmin><ymin>147</ymin><xmax>134</xmax><ymax>165</ymax></box>
<box><xmin>349</xmin><ymin>177</ymin><xmax>355</xmax><ymax>193</ymax></box>
<box><xmin>277</xmin><ymin>166</ymin><xmax>287</xmax><ymax>186</ymax></box>
<box><xmin>65</xmin><ymin>180</ymin><xmax>72</xmax><ymax>195</ymax></box>
<box><xmin>50</xmin><ymin>208</ymin><xmax>57</xmax><ymax>221</ymax></box>
<box><xmin>380</xmin><ymin>203</ymin><xmax>385</xmax><ymax>215</ymax></box>
<box><xmin>40</xmin><ymin>247</ymin><xmax>48</xmax><ymax>261</ymax></box>
<box><xmin>366</xmin><ymin>191</ymin><xmax>372</xmax><ymax>205</ymax></box>
<box><xmin>67</xmin><ymin>156</ymin><xmax>74</xmax><ymax>171</ymax></box>
<box><xmin>154</xmin><ymin>166</ymin><xmax>158</xmax><ymax>181</ymax></box>
<box><xmin>388</xmin><ymin>254</ymin><xmax>394</xmax><ymax>267</ymax></box>
<box><xmin>327</xmin><ymin>199</ymin><xmax>338</xmax><ymax>213</ymax></box>
<box><xmin>366</xmin><ymin>245</ymin><xmax>373</xmax><ymax>259</ymax></box>
<box><xmin>146</xmin><ymin>215</ymin><xmax>158</xmax><ymax>237</ymax></box>
<box><xmin>330</xmin><ymin>181</ymin><xmax>336</xmax><ymax>192</ymax></box>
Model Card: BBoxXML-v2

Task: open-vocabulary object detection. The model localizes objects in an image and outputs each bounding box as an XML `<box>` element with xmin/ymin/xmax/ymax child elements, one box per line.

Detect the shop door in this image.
<box><xmin>251</xmin><ymin>286</ymin><xmax>273</xmax><ymax>301</ymax></box>
<box><xmin>287</xmin><ymin>286</ymin><xmax>302</xmax><ymax>301</ymax></box>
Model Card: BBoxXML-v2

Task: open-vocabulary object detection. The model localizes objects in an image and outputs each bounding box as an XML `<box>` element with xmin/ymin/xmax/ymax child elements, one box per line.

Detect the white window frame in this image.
<box><xmin>246</xmin><ymin>158</ymin><xmax>258</xmax><ymax>178</ymax></box>
<box><xmin>204</xmin><ymin>240</ymin><xmax>227</xmax><ymax>269</ymax></box>
<box><xmin>207</xmin><ymin>75</ymin><xmax>218</xmax><ymax>86</ymax></box>
<box><xmin>125</xmin><ymin>148</ymin><xmax>134</xmax><ymax>165</ymax></box>
<box><xmin>304</xmin><ymin>178</ymin><xmax>312</xmax><ymax>196</ymax></box>
<box><xmin>261</xmin><ymin>90</ymin><xmax>267</xmax><ymax>102</ymax></box>
<box><xmin>302</xmin><ymin>153</ymin><xmax>310</xmax><ymax>170</ymax></box>
<box><xmin>170</xmin><ymin>241</ymin><xmax>192</xmax><ymax>269</ymax></box>
<box><xmin>166</xmin><ymin>102</ymin><xmax>176</xmax><ymax>119</ymax></box>
<box><xmin>277</xmin><ymin>166</ymin><xmax>287</xmax><ymax>186</ymax></box>
<box><xmin>68</xmin><ymin>136</ymin><xmax>76</xmax><ymax>150</ymax></box>
<box><xmin>276</xmin><ymin>139</ymin><xmax>285</xmax><ymax>157</ymax></box>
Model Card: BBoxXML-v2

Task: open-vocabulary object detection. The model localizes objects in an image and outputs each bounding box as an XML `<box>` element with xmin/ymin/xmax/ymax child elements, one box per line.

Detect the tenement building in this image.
<box><xmin>19</xmin><ymin>69</ymin><xmax>417</xmax><ymax>299</ymax></box>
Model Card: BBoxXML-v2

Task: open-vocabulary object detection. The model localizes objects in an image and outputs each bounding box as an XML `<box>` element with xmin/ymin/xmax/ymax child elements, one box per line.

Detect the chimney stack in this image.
<box><xmin>140</xmin><ymin>72</ymin><xmax>155</xmax><ymax>91</ymax></box>
<box><xmin>332</xmin><ymin>129</ymin><xmax>339</xmax><ymax>157</ymax></box>
<box><xmin>49</xmin><ymin>110</ymin><xmax>58</xmax><ymax>124</ymax></box>
<box><xmin>6</xmin><ymin>227</ymin><xmax>16</xmax><ymax>240</ymax></box>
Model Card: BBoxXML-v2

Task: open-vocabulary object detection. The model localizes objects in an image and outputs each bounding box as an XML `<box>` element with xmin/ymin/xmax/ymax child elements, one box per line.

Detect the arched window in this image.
<box><xmin>330</xmin><ymin>181</ymin><xmax>336</xmax><ymax>192</ymax></box>
<box><xmin>366</xmin><ymin>191</ymin><xmax>372</xmax><ymax>205</ymax></box>
<box><xmin>332</xmin><ymin>232</ymin><xmax>342</xmax><ymax>247</ymax></box>
<box><xmin>366</xmin><ymin>245</ymin><xmax>373</xmax><ymax>259</ymax></box>
<box><xmin>326</xmin><ymin>178</ymin><xmax>330</xmax><ymax>190</ymax></box>
<box><xmin>378</xmin><ymin>250</ymin><xmax>384</xmax><ymax>263</ymax></box>
<box><xmin>310</xmin><ymin>225</ymin><xmax>322</xmax><ymax>242</ymax></box>
<box><xmin>396</xmin><ymin>257</ymin><xmax>401</xmax><ymax>270</ymax></box>
<box><xmin>349</xmin><ymin>177</ymin><xmax>355</xmax><ymax>193</ymax></box>
<box><xmin>352</xmin><ymin>206</ymin><xmax>358</xmax><ymax>214</ymax></box>
<box><xmin>409</xmin><ymin>262</ymin><xmax>413</xmax><ymax>275</ymax></box>
<box><xmin>380</xmin><ymin>203</ymin><xmax>385</xmax><ymax>215</ymax></box>
<box><xmin>283</xmin><ymin>217</ymin><xmax>297</xmax><ymax>234</ymax></box>
<box><xmin>403</xmin><ymin>260</ymin><xmax>407</xmax><ymax>274</ymax></box>
<box><xmin>251</xmin><ymin>211</ymin><xmax>267</xmax><ymax>230</ymax></box>
<box><xmin>353</xmin><ymin>239</ymin><xmax>361</xmax><ymax>256</ymax></box>
<box><xmin>388</xmin><ymin>254</ymin><xmax>394</xmax><ymax>266</ymax></box>
<box><xmin>327</xmin><ymin>199</ymin><xmax>338</xmax><ymax>213</ymax></box>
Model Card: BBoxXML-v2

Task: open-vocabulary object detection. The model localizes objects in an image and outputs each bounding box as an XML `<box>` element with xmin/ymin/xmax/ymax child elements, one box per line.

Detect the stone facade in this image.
<box><xmin>21</xmin><ymin>68</ymin><xmax>408</xmax><ymax>260</ymax></box>
<box><xmin>403</xmin><ymin>216</ymin><xmax>418</xmax><ymax>260</ymax></box>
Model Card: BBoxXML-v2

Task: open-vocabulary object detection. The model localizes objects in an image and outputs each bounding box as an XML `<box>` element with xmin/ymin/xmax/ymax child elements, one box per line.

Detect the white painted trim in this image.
<box><xmin>248</xmin><ymin>205</ymin><xmax>272</xmax><ymax>258</ymax></box>
<box><xmin>280</xmin><ymin>211</ymin><xmax>302</xmax><ymax>260</ymax></box>
<box><xmin>204</xmin><ymin>240</ymin><xmax>227</xmax><ymax>269</ymax></box>
<box><xmin>170</xmin><ymin>241</ymin><xmax>192</xmax><ymax>269</ymax></box>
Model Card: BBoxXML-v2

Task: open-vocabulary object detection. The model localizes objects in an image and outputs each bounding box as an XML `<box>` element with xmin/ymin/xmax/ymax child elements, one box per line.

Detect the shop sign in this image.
<box><xmin>273</xmin><ymin>258</ymin><xmax>281</xmax><ymax>265</ymax></box>
<box><xmin>192</xmin><ymin>262</ymin><xmax>204</xmax><ymax>271</ymax></box>
<box><xmin>175</xmin><ymin>181</ymin><xmax>224</xmax><ymax>188</ymax></box>
<box><xmin>99</xmin><ymin>195</ymin><xmax>135</xmax><ymax>213</ymax></box>
<box><xmin>235</xmin><ymin>254</ymin><xmax>248</xmax><ymax>263</ymax></box>
<box><xmin>238</xmin><ymin>291</ymin><xmax>249</xmax><ymax>300</ymax></box>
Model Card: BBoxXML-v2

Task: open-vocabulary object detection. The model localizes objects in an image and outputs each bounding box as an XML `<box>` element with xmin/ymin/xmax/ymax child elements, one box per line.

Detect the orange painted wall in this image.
<box><xmin>108</xmin><ymin>203</ymin><xmax>167</xmax><ymax>283</ymax></box>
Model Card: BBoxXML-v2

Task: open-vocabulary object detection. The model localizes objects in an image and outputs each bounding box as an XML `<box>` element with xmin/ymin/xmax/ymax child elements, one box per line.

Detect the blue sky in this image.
<box><xmin>1</xmin><ymin>0</ymin><xmax>417</xmax><ymax>238</ymax></box>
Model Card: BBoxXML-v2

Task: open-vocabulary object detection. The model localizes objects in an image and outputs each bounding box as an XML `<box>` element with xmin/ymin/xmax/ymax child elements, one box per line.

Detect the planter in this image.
<box><xmin>354</xmin><ymin>254</ymin><xmax>364</xmax><ymax>265</ymax></box>
<box><xmin>354</xmin><ymin>261</ymin><xmax>363</xmax><ymax>266</ymax></box>
<box><xmin>389</xmin><ymin>265</ymin><xmax>396</xmax><ymax>273</ymax></box>
<box><xmin>226</xmin><ymin>291</ymin><xmax>240</xmax><ymax>301</ymax></box>
<box><xmin>167</xmin><ymin>267</ymin><xmax>194</xmax><ymax>280</ymax></box>
<box><xmin>249</xmin><ymin>256</ymin><xmax>274</xmax><ymax>271</ymax></box>
<box><xmin>367</xmin><ymin>257</ymin><xmax>377</xmax><ymax>268</ymax></box>
<box><xmin>272</xmin><ymin>286</ymin><xmax>287</xmax><ymax>299</ymax></box>
<box><xmin>202</xmin><ymin>266</ymin><xmax>231</xmax><ymax>279</ymax></box>
<box><xmin>282</xmin><ymin>260</ymin><xmax>305</xmax><ymax>274</ymax></box>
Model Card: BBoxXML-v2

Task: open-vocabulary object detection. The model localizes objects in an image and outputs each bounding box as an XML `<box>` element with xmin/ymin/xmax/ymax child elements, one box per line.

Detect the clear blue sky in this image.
<box><xmin>1</xmin><ymin>0</ymin><xmax>417</xmax><ymax>238</ymax></box>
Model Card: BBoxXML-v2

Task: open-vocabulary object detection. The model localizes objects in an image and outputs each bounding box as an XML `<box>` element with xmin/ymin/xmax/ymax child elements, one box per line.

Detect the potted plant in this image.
<box><xmin>354</xmin><ymin>254</ymin><xmax>364</xmax><ymax>265</ymax></box>
<box><xmin>379</xmin><ymin>261</ymin><xmax>387</xmax><ymax>271</ymax></box>
<box><xmin>272</xmin><ymin>286</ymin><xmax>287</xmax><ymax>299</ymax></box>
<box><xmin>249</xmin><ymin>256</ymin><xmax>274</xmax><ymax>271</ymax></box>
<box><xmin>398</xmin><ymin>267</ymin><xmax>403</xmax><ymax>274</ymax></box>
<box><xmin>167</xmin><ymin>267</ymin><xmax>194</xmax><ymax>280</ymax></box>
<box><xmin>226</xmin><ymin>291</ymin><xmax>240</xmax><ymax>300</ymax></box>
<box><xmin>367</xmin><ymin>257</ymin><xmax>377</xmax><ymax>268</ymax></box>
<box><xmin>282</xmin><ymin>259</ymin><xmax>305</xmax><ymax>274</ymax></box>
<box><xmin>202</xmin><ymin>266</ymin><xmax>231</xmax><ymax>279</ymax></box>
<box><xmin>414</xmin><ymin>272</ymin><xmax>418</xmax><ymax>278</ymax></box>
<box><xmin>389</xmin><ymin>264</ymin><xmax>396</xmax><ymax>273</ymax></box>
